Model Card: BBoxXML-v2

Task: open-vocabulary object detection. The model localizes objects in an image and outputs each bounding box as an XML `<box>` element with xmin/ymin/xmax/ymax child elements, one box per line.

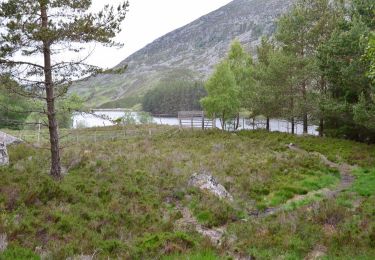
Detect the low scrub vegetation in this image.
<box><xmin>0</xmin><ymin>127</ymin><xmax>374</xmax><ymax>259</ymax></box>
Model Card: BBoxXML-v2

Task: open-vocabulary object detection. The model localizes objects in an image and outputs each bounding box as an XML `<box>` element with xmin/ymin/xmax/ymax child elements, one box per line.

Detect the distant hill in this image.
<box><xmin>71</xmin><ymin>0</ymin><xmax>294</xmax><ymax>108</ymax></box>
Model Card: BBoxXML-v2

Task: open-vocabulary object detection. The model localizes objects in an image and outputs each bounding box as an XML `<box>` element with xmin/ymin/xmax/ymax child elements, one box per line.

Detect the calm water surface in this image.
<box><xmin>72</xmin><ymin>111</ymin><xmax>318</xmax><ymax>135</ymax></box>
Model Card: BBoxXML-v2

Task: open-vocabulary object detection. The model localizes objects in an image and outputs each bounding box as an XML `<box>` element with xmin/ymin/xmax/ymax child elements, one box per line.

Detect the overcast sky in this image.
<box><xmin>88</xmin><ymin>0</ymin><xmax>233</xmax><ymax>68</ymax></box>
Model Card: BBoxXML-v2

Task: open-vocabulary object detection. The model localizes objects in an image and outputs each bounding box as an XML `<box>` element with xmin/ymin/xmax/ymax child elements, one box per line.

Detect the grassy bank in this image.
<box><xmin>0</xmin><ymin>127</ymin><xmax>374</xmax><ymax>259</ymax></box>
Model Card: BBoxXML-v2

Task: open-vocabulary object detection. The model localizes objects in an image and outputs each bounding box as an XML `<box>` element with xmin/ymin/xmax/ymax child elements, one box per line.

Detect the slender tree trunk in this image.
<box><xmin>266</xmin><ymin>117</ymin><xmax>270</xmax><ymax>131</ymax></box>
<box><xmin>319</xmin><ymin>118</ymin><xmax>324</xmax><ymax>137</ymax></box>
<box><xmin>290</xmin><ymin>87</ymin><xmax>295</xmax><ymax>135</ymax></box>
<box><xmin>291</xmin><ymin>117</ymin><xmax>295</xmax><ymax>135</ymax></box>
<box><xmin>302</xmin><ymin>80</ymin><xmax>308</xmax><ymax>134</ymax></box>
<box><xmin>41</xmin><ymin>5</ymin><xmax>61</xmax><ymax>179</ymax></box>
<box><xmin>303</xmin><ymin>114</ymin><xmax>308</xmax><ymax>134</ymax></box>
<box><xmin>234</xmin><ymin>113</ymin><xmax>240</xmax><ymax>130</ymax></box>
<box><xmin>319</xmin><ymin>76</ymin><xmax>326</xmax><ymax>137</ymax></box>
<box><xmin>221</xmin><ymin>112</ymin><xmax>225</xmax><ymax>131</ymax></box>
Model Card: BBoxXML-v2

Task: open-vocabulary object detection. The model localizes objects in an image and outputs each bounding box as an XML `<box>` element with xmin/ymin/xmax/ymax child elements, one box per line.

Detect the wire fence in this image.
<box><xmin>6</xmin><ymin>126</ymin><xmax>168</xmax><ymax>146</ymax></box>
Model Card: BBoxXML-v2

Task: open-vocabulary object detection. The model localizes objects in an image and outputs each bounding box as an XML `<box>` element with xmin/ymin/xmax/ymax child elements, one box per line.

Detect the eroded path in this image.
<box><xmin>174</xmin><ymin>204</ymin><xmax>226</xmax><ymax>246</ymax></box>
<box><xmin>251</xmin><ymin>144</ymin><xmax>356</xmax><ymax>218</ymax></box>
<box><xmin>174</xmin><ymin>144</ymin><xmax>356</xmax><ymax>259</ymax></box>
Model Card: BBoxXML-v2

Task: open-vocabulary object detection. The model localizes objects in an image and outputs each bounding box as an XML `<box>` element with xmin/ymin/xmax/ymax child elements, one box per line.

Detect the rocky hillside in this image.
<box><xmin>72</xmin><ymin>0</ymin><xmax>294</xmax><ymax>108</ymax></box>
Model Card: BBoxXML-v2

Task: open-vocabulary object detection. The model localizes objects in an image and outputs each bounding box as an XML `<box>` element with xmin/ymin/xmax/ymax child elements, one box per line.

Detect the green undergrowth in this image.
<box><xmin>187</xmin><ymin>189</ymin><xmax>245</xmax><ymax>228</ymax></box>
<box><xmin>0</xmin><ymin>127</ymin><xmax>374</xmax><ymax>259</ymax></box>
<box><xmin>227</xmin><ymin>194</ymin><xmax>375</xmax><ymax>259</ymax></box>
<box><xmin>237</xmin><ymin>130</ymin><xmax>375</xmax><ymax>167</ymax></box>
<box><xmin>0</xmin><ymin>246</ymin><xmax>39</xmax><ymax>260</ymax></box>
<box><xmin>351</xmin><ymin>168</ymin><xmax>375</xmax><ymax>196</ymax></box>
<box><xmin>162</xmin><ymin>250</ymin><xmax>220</xmax><ymax>260</ymax></box>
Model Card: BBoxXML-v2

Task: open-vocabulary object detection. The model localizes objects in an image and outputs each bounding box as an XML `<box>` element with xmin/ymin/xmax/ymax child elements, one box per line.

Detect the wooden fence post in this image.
<box><xmin>178</xmin><ymin>112</ymin><xmax>182</xmax><ymax>129</ymax></box>
<box><xmin>202</xmin><ymin>111</ymin><xmax>205</xmax><ymax>130</ymax></box>
<box><xmin>37</xmin><ymin>119</ymin><xmax>41</xmax><ymax>145</ymax></box>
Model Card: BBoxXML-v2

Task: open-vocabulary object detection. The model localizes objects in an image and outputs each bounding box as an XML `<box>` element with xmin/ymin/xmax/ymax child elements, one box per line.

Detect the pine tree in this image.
<box><xmin>253</xmin><ymin>38</ymin><xmax>282</xmax><ymax>131</ymax></box>
<box><xmin>253</xmin><ymin>40</ymin><xmax>301</xmax><ymax>133</ymax></box>
<box><xmin>0</xmin><ymin>0</ymin><xmax>128</xmax><ymax>179</ymax></box>
<box><xmin>275</xmin><ymin>0</ymin><xmax>341</xmax><ymax>134</ymax></box>
<box><xmin>317</xmin><ymin>0</ymin><xmax>374</xmax><ymax>142</ymax></box>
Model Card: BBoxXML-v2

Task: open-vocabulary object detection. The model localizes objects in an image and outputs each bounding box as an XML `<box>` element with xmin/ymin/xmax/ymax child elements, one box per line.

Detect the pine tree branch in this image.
<box><xmin>0</xmin><ymin>59</ymin><xmax>44</xmax><ymax>69</ymax></box>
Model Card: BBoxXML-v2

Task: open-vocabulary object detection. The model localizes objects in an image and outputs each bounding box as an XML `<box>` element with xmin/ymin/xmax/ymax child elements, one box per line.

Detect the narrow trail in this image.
<box><xmin>250</xmin><ymin>144</ymin><xmax>356</xmax><ymax>218</ymax></box>
<box><xmin>174</xmin><ymin>204</ymin><xmax>252</xmax><ymax>260</ymax></box>
<box><xmin>174</xmin><ymin>144</ymin><xmax>356</xmax><ymax>259</ymax></box>
<box><xmin>289</xmin><ymin>144</ymin><xmax>355</xmax><ymax>197</ymax></box>
<box><xmin>174</xmin><ymin>204</ymin><xmax>226</xmax><ymax>246</ymax></box>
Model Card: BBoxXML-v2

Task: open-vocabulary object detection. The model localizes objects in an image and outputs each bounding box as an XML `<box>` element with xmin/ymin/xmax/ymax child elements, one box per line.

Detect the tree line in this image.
<box><xmin>201</xmin><ymin>0</ymin><xmax>375</xmax><ymax>142</ymax></box>
<box><xmin>142</xmin><ymin>80</ymin><xmax>206</xmax><ymax>116</ymax></box>
<box><xmin>0</xmin><ymin>80</ymin><xmax>83</xmax><ymax>130</ymax></box>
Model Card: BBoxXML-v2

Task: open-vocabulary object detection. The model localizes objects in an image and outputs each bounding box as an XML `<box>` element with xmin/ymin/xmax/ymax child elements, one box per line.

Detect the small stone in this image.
<box><xmin>66</xmin><ymin>255</ymin><xmax>94</xmax><ymax>260</ymax></box>
<box><xmin>212</xmin><ymin>143</ymin><xmax>224</xmax><ymax>152</ymax></box>
<box><xmin>0</xmin><ymin>233</ymin><xmax>8</xmax><ymax>253</ymax></box>
<box><xmin>61</xmin><ymin>166</ymin><xmax>68</xmax><ymax>176</ymax></box>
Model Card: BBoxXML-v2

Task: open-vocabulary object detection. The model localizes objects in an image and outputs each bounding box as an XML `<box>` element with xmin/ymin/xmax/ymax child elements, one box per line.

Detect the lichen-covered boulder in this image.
<box><xmin>0</xmin><ymin>131</ymin><xmax>22</xmax><ymax>146</ymax></box>
<box><xmin>188</xmin><ymin>172</ymin><xmax>233</xmax><ymax>201</ymax></box>
<box><xmin>0</xmin><ymin>142</ymin><xmax>9</xmax><ymax>166</ymax></box>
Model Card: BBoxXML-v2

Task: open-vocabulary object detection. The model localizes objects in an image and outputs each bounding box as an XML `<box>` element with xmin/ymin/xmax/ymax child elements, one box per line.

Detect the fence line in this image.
<box><xmin>12</xmin><ymin>127</ymin><xmax>166</xmax><ymax>145</ymax></box>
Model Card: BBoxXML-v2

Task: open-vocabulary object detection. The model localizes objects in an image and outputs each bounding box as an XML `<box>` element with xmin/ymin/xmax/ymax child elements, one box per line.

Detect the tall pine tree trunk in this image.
<box><xmin>41</xmin><ymin>5</ymin><xmax>61</xmax><ymax>179</ymax></box>
<box><xmin>319</xmin><ymin>119</ymin><xmax>324</xmax><ymax>137</ymax></box>
<box><xmin>290</xmin><ymin>86</ymin><xmax>295</xmax><ymax>135</ymax></box>
<box><xmin>319</xmin><ymin>76</ymin><xmax>326</xmax><ymax>137</ymax></box>
<box><xmin>291</xmin><ymin>117</ymin><xmax>295</xmax><ymax>135</ymax></box>
<box><xmin>303</xmin><ymin>114</ymin><xmax>308</xmax><ymax>134</ymax></box>
<box><xmin>302</xmin><ymin>80</ymin><xmax>308</xmax><ymax>134</ymax></box>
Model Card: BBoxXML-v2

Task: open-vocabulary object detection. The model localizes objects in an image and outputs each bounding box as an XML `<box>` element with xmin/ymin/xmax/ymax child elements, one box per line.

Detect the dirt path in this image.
<box><xmin>174</xmin><ymin>204</ymin><xmax>253</xmax><ymax>260</ymax></box>
<box><xmin>174</xmin><ymin>144</ymin><xmax>356</xmax><ymax>259</ymax></box>
<box><xmin>174</xmin><ymin>204</ymin><xmax>226</xmax><ymax>246</ymax></box>
<box><xmin>251</xmin><ymin>144</ymin><xmax>356</xmax><ymax>218</ymax></box>
<box><xmin>289</xmin><ymin>144</ymin><xmax>355</xmax><ymax>196</ymax></box>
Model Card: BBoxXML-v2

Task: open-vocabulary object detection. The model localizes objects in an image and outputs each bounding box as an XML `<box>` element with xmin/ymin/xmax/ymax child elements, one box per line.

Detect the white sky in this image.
<box><xmin>88</xmin><ymin>0</ymin><xmax>233</xmax><ymax>68</ymax></box>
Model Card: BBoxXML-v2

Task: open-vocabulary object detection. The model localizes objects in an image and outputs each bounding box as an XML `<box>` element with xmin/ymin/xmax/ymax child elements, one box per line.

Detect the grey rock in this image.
<box><xmin>212</xmin><ymin>143</ymin><xmax>224</xmax><ymax>152</ymax></box>
<box><xmin>0</xmin><ymin>131</ymin><xmax>23</xmax><ymax>146</ymax></box>
<box><xmin>0</xmin><ymin>142</ymin><xmax>9</xmax><ymax>166</ymax></box>
<box><xmin>66</xmin><ymin>255</ymin><xmax>94</xmax><ymax>260</ymax></box>
<box><xmin>189</xmin><ymin>172</ymin><xmax>233</xmax><ymax>201</ymax></box>
<box><xmin>0</xmin><ymin>233</ymin><xmax>7</xmax><ymax>253</ymax></box>
<box><xmin>71</xmin><ymin>0</ymin><xmax>294</xmax><ymax>107</ymax></box>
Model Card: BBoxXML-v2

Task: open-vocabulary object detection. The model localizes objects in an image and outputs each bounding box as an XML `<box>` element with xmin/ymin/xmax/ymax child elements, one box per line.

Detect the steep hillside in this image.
<box><xmin>72</xmin><ymin>0</ymin><xmax>294</xmax><ymax>108</ymax></box>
